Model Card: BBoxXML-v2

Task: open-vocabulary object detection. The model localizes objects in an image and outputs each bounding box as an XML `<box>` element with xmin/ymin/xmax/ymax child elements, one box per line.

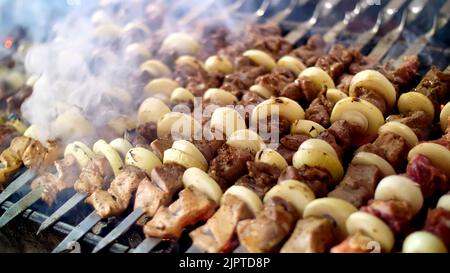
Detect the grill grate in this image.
<box><xmin>1</xmin><ymin>0</ymin><xmax>450</xmax><ymax>253</ymax></box>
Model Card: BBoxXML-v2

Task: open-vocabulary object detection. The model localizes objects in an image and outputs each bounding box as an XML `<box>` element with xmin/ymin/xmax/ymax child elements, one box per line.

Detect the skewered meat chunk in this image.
<box><xmin>330</xmin><ymin>231</ymin><xmax>375</xmax><ymax>253</ymax></box>
<box><xmin>87</xmin><ymin>166</ymin><xmax>146</xmax><ymax>218</ymax></box>
<box><xmin>352</xmin><ymin>87</ymin><xmax>388</xmax><ymax>113</ymax></box>
<box><xmin>278</xmin><ymin>166</ymin><xmax>332</xmax><ymax>197</ymax></box>
<box><xmin>253</xmin><ymin>36</ymin><xmax>292</xmax><ymax>60</ymax></box>
<box><xmin>137</xmin><ymin>122</ymin><xmax>158</xmax><ymax>144</ymax></box>
<box><xmin>192</xmin><ymin>139</ymin><xmax>225</xmax><ymax>163</ymax></box>
<box><xmin>424</xmin><ymin>208</ymin><xmax>450</xmax><ymax>248</ymax></box>
<box><xmin>361</xmin><ymin>200</ymin><xmax>414</xmax><ymax>236</ymax></box>
<box><xmin>281</xmin><ymin>216</ymin><xmax>336</xmax><ymax>253</ymax></box>
<box><xmin>144</xmin><ymin>186</ymin><xmax>218</xmax><ymax>239</ymax></box>
<box><xmin>389</xmin><ymin>55</ymin><xmax>419</xmax><ymax>88</ymax></box>
<box><xmin>407</xmin><ymin>155</ymin><xmax>449</xmax><ymax>199</ymax></box>
<box><xmin>74</xmin><ymin>157</ymin><xmax>113</xmax><ymax>194</ymax></box>
<box><xmin>255</xmin><ymin>68</ymin><xmax>296</xmax><ymax>96</ymax></box>
<box><xmin>387</xmin><ymin>111</ymin><xmax>432</xmax><ymax>140</ymax></box>
<box><xmin>0</xmin><ymin>147</ymin><xmax>22</xmax><ymax>189</ymax></box>
<box><xmin>134</xmin><ymin>163</ymin><xmax>185</xmax><ymax>217</ymax></box>
<box><xmin>236</xmin><ymin>197</ymin><xmax>299</xmax><ymax>253</ymax></box>
<box><xmin>31</xmin><ymin>155</ymin><xmax>81</xmax><ymax>205</ymax></box>
<box><xmin>277</xmin><ymin>134</ymin><xmax>311</xmax><ymax>164</ymax></box>
<box><xmin>150</xmin><ymin>138</ymin><xmax>173</xmax><ymax>160</ymax></box>
<box><xmin>413</xmin><ymin>66</ymin><xmax>450</xmax><ymax>113</ymax></box>
<box><xmin>174</xmin><ymin>63</ymin><xmax>223</xmax><ymax>97</ymax></box>
<box><xmin>208</xmin><ymin>145</ymin><xmax>253</xmax><ymax>190</ymax></box>
<box><xmin>221</xmin><ymin>66</ymin><xmax>268</xmax><ymax>98</ymax></box>
<box><xmin>290</xmin><ymin>35</ymin><xmax>326</xmax><ymax>67</ymax></box>
<box><xmin>189</xmin><ymin>194</ymin><xmax>253</xmax><ymax>253</ymax></box>
<box><xmin>305</xmin><ymin>94</ymin><xmax>335</xmax><ymax>128</ymax></box>
<box><xmin>319</xmin><ymin>120</ymin><xmax>362</xmax><ymax>157</ymax></box>
<box><xmin>328</xmin><ymin>164</ymin><xmax>383</xmax><ymax>208</ymax></box>
<box><xmin>238</xmin><ymin>161</ymin><xmax>281</xmax><ymax>199</ymax></box>
<box><xmin>316</xmin><ymin>44</ymin><xmax>356</xmax><ymax>80</ymax></box>
<box><xmin>357</xmin><ymin>132</ymin><xmax>409</xmax><ymax>171</ymax></box>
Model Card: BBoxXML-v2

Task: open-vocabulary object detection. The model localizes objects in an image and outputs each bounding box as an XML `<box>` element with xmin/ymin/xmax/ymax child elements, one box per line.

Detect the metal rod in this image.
<box><xmin>0</xmin><ymin>187</ymin><xmax>43</xmax><ymax>229</ymax></box>
<box><xmin>0</xmin><ymin>169</ymin><xmax>36</xmax><ymax>205</ymax></box>
<box><xmin>130</xmin><ymin>237</ymin><xmax>162</xmax><ymax>253</ymax></box>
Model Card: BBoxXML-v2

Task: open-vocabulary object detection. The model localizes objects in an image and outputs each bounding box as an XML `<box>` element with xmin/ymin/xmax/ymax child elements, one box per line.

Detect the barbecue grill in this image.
<box><xmin>1</xmin><ymin>0</ymin><xmax>450</xmax><ymax>254</ymax></box>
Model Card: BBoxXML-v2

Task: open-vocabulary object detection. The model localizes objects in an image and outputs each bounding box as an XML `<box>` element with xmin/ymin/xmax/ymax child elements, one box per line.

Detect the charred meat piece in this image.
<box><xmin>407</xmin><ymin>155</ymin><xmax>449</xmax><ymax>199</ymax></box>
<box><xmin>137</xmin><ymin>122</ymin><xmax>158</xmax><ymax>144</ymax></box>
<box><xmin>31</xmin><ymin>155</ymin><xmax>81</xmax><ymax>205</ymax></box>
<box><xmin>352</xmin><ymin>86</ymin><xmax>388</xmax><ymax>113</ymax></box>
<box><xmin>330</xmin><ymin>231</ymin><xmax>375</xmax><ymax>253</ymax></box>
<box><xmin>192</xmin><ymin>139</ymin><xmax>225</xmax><ymax>163</ymax></box>
<box><xmin>387</xmin><ymin>111</ymin><xmax>432</xmax><ymax>141</ymax></box>
<box><xmin>290</xmin><ymin>35</ymin><xmax>326</xmax><ymax>67</ymax></box>
<box><xmin>253</xmin><ymin>36</ymin><xmax>292</xmax><ymax>60</ymax></box>
<box><xmin>297</xmin><ymin>166</ymin><xmax>332</xmax><ymax>197</ymax></box>
<box><xmin>236</xmin><ymin>197</ymin><xmax>299</xmax><ymax>253</ymax></box>
<box><xmin>315</xmin><ymin>44</ymin><xmax>356</xmax><ymax>80</ymax></box>
<box><xmin>361</xmin><ymin>200</ymin><xmax>414</xmax><ymax>236</ymax></box>
<box><xmin>144</xmin><ymin>186</ymin><xmax>218</xmax><ymax>239</ymax></box>
<box><xmin>305</xmin><ymin>94</ymin><xmax>335</xmax><ymax>128</ymax></box>
<box><xmin>255</xmin><ymin>67</ymin><xmax>296</xmax><ymax>97</ymax></box>
<box><xmin>87</xmin><ymin>166</ymin><xmax>146</xmax><ymax>218</ymax></box>
<box><xmin>424</xmin><ymin>208</ymin><xmax>450</xmax><ymax>248</ymax></box>
<box><xmin>74</xmin><ymin>157</ymin><xmax>114</xmax><ymax>194</ymax></box>
<box><xmin>150</xmin><ymin>138</ymin><xmax>173</xmax><ymax>160</ymax></box>
<box><xmin>208</xmin><ymin>145</ymin><xmax>253</xmax><ymax>190</ymax></box>
<box><xmin>413</xmin><ymin>66</ymin><xmax>450</xmax><ymax>113</ymax></box>
<box><xmin>389</xmin><ymin>55</ymin><xmax>419</xmax><ymax>88</ymax></box>
<box><xmin>357</xmin><ymin>132</ymin><xmax>410</xmax><ymax>171</ymax></box>
<box><xmin>174</xmin><ymin>63</ymin><xmax>223</xmax><ymax>97</ymax></box>
<box><xmin>221</xmin><ymin>66</ymin><xmax>268</xmax><ymax>98</ymax></box>
<box><xmin>281</xmin><ymin>216</ymin><xmax>336</xmax><ymax>253</ymax></box>
<box><xmin>277</xmin><ymin>134</ymin><xmax>310</xmax><ymax>164</ymax></box>
<box><xmin>134</xmin><ymin>163</ymin><xmax>186</xmax><ymax>217</ymax></box>
<box><xmin>328</xmin><ymin>164</ymin><xmax>383</xmax><ymax>208</ymax></box>
<box><xmin>234</xmin><ymin>162</ymin><xmax>280</xmax><ymax>199</ymax></box>
<box><xmin>189</xmin><ymin>194</ymin><xmax>253</xmax><ymax>253</ymax></box>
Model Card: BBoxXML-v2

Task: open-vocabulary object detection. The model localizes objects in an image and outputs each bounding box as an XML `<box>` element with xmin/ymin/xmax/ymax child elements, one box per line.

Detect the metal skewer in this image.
<box><xmin>0</xmin><ymin>169</ymin><xmax>36</xmax><ymax>205</ymax></box>
<box><xmin>0</xmin><ymin>187</ymin><xmax>43</xmax><ymax>229</ymax></box>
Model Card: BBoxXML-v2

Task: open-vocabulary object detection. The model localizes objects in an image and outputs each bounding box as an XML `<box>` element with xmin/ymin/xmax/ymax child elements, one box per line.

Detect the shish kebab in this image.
<box><xmin>41</xmin><ymin>18</ymin><xmax>348</xmax><ymax>244</ymax></box>
<box><xmin>94</xmin><ymin>23</ymin><xmax>428</xmax><ymax>252</ymax></box>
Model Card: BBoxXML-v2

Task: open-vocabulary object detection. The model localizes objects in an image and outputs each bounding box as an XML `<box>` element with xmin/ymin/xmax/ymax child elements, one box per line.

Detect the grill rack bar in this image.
<box><xmin>1</xmin><ymin>0</ymin><xmax>450</xmax><ymax>253</ymax></box>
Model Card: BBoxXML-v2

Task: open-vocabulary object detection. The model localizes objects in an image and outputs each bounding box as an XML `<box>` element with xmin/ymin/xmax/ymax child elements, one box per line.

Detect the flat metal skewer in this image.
<box><xmin>0</xmin><ymin>187</ymin><xmax>43</xmax><ymax>229</ymax></box>
<box><xmin>0</xmin><ymin>169</ymin><xmax>36</xmax><ymax>205</ymax></box>
<box><xmin>91</xmin><ymin>208</ymin><xmax>144</xmax><ymax>253</ymax></box>
<box><xmin>130</xmin><ymin>237</ymin><xmax>162</xmax><ymax>253</ymax></box>
<box><xmin>36</xmin><ymin>192</ymin><xmax>88</xmax><ymax>234</ymax></box>
<box><xmin>52</xmin><ymin>210</ymin><xmax>102</xmax><ymax>253</ymax></box>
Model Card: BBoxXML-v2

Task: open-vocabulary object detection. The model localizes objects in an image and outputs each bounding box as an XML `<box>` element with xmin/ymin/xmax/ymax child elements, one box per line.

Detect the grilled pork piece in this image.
<box><xmin>87</xmin><ymin>166</ymin><xmax>146</xmax><ymax>218</ymax></box>
<box><xmin>277</xmin><ymin>134</ymin><xmax>311</xmax><ymax>165</ymax></box>
<box><xmin>208</xmin><ymin>145</ymin><xmax>253</xmax><ymax>190</ymax></box>
<box><xmin>330</xmin><ymin>231</ymin><xmax>375</xmax><ymax>253</ymax></box>
<box><xmin>305</xmin><ymin>93</ymin><xmax>335</xmax><ymax>127</ymax></box>
<box><xmin>281</xmin><ymin>216</ymin><xmax>336</xmax><ymax>253</ymax></box>
<box><xmin>316</xmin><ymin>44</ymin><xmax>358</xmax><ymax>81</ymax></box>
<box><xmin>74</xmin><ymin>157</ymin><xmax>113</xmax><ymax>194</ymax></box>
<box><xmin>407</xmin><ymin>155</ymin><xmax>449</xmax><ymax>199</ymax></box>
<box><xmin>189</xmin><ymin>194</ymin><xmax>253</xmax><ymax>253</ymax></box>
<box><xmin>424</xmin><ymin>208</ymin><xmax>450</xmax><ymax>248</ymax></box>
<box><xmin>413</xmin><ymin>66</ymin><xmax>450</xmax><ymax>113</ymax></box>
<box><xmin>0</xmin><ymin>148</ymin><xmax>22</xmax><ymax>189</ymax></box>
<box><xmin>387</xmin><ymin>111</ymin><xmax>432</xmax><ymax>141</ymax></box>
<box><xmin>31</xmin><ymin>155</ymin><xmax>81</xmax><ymax>205</ymax></box>
<box><xmin>361</xmin><ymin>200</ymin><xmax>414</xmax><ymax>236</ymax></box>
<box><xmin>254</xmin><ymin>68</ymin><xmax>296</xmax><ymax>97</ymax></box>
<box><xmin>279</xmin><ymin>165</ymin><xmax>332</xmax><ymax>198</ymax></box>
<box><xmin>357</xmin><ymin>132</ymin><xmax>409</xmax><ymax>171</ymax></box>
<box><xmin>144</xmin><ymin>186</ymin><xmax>218</xmax><ymax>239</ymax></box>
<box><xmin>328</xmin><ymin>164</ymin><xmax>383</xmax><ymax>208</ymax></box>
<box><xmin>134</xmin><ymin>163</ymin><xmax>185</xmax><ymax>217</ymax></box>
<box><xmin>290</xmin><ymin>35</ymin><xmax>326</xmax><ymax>67</ymax></box>
<box><xmin>236</xmin><ymin>197</ymin><xmax>299</xmax><ymax>253</ymax></box>
<box><xmin>150</xmin><ymin>138</ymin><xmax>173</xmax><ymax>160</ymax></box>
